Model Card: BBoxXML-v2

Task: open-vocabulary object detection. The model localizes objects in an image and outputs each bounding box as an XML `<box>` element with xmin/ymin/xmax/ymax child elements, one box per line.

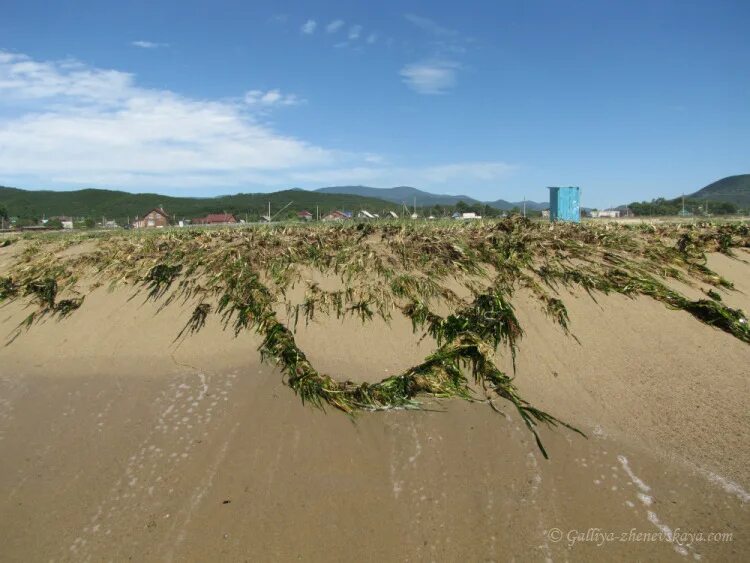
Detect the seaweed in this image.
<box><xmin>3</xmin><ymin>218</ymin><xmax>749</xmax><ymax>458</ymax></box>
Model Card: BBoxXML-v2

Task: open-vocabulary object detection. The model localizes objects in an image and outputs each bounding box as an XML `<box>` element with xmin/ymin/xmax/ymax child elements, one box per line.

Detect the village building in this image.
<box><xmin>50</xmin><ymin>216</ymin><xmax>74</xmax><ymax>229</ymax></box>
<box><xmin>321</xmin><ymin>210</ymin><xmax>352</xmax><ymax>222</ymax></box>
<box><xmin>383</xmin><ymin>210</ymin><xmax>399</xmax><ymax>219</ymax></box>
<box><xmin>357</xmin><ymin>210</ymin><xmax>377</xmax><ymax>220</ymax></box>
<box><xmin>192</xmin><ymin>213</ymin><xmax>238</xmax><ymax>225</ymax></box>
<box><xmin>590</xmin><ymin>209</ymin><xmax>621</xmax><ymax>219</ymax></box>
<box><xmin>452</xmin><ymin>212</ymin><xmax>481</xmax><ymax>220</ymax></box>
<box><xmin>133</xmin><ymin>207</ymin><xmax>170</xmax><ymax>229</ymax></box>
<box><xmin>297</xmin><ymin>210</ymin><xmax>313</xmax><ymax>221</ymax></box>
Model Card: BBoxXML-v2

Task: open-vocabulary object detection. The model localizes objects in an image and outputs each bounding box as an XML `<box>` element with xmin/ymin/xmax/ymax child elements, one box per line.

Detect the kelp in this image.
<box><xmin>2</xmin><ymin>218</ymin><xmax>749</xmax><ymax>458</ymax></box>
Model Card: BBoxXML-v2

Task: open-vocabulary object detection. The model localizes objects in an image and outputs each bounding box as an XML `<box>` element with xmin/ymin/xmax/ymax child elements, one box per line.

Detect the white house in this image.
<box><xmin>452</xmin><ymin>212</ymin><xmax>481</xmax><ymax>220</ymax></box>
<box><xmin>591</xmin><ymin>209</ymin><xmax>621</xmax><ymax>218</ymax></box>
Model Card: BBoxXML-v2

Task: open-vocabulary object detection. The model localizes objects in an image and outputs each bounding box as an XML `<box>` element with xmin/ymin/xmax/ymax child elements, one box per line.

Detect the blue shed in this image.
<box><xmin>548</xmin><ymin>186</ymin><xmax>580</xmax><ymax>223</ymax></box>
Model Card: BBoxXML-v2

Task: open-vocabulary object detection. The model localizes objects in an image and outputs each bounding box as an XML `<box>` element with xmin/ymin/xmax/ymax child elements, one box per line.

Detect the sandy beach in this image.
<box><xmin>1</xmin><ymin>2</ymin><xmax>748</xmax><ymax>558</ymax></box>
<box><xmin>0</xmin><ymin>235</ymin><xmax>748</xmax><ymax>561</ymax></box>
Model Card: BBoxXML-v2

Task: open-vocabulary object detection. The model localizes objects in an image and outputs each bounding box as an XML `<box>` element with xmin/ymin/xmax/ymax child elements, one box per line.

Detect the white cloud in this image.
<box><xmin>0</xmin><ymin>51</ymin><xmax>333</xmax><ymax>189</ymax></box>
<box><xmin>400</xmin><ymin>61</ymin><xmax>460</xmax><ymax>94</ymax></box>
<box><xmin>0</xmin><ymin>50</ymin><xmax>516</xmax><ymax>194</ymax></box>
<box><xmin>300</xmin><ymin>19</ymin><xmax>317</xmax><ymax>34</ymax></box>
<box><xmin>366</xmin><ymin>33</ymin><xmax>378</xmax><ymax>44</ymax></box>
<box><xmin>326</xmin><ymin>19</ymin><xmax>345</xmax><ymax>33</ymax></box>
<box><xmin>348</xmin><ymin>25</ymin><xmax>362</xmax><ymax>40</ymax></box>
<box><xmin>131</xmin><ymin>40</ymin><xmax>168</xmax><ymax>49</ymax></box>
<box><xmin>0</xmin><ymin>52</ymin><xmax>133</xmax><ymax>103</ymax></box>
<box><xmin>244</xmin><ymin>89</ymin><xmax>303</xmax><ymax>107</ymax></box>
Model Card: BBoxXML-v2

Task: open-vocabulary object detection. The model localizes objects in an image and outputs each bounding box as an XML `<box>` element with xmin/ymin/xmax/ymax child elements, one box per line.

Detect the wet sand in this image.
<box><xmin>0</xmin><ymin>367</ymin><xmax>747</xmax><ymax>561</ymax></box>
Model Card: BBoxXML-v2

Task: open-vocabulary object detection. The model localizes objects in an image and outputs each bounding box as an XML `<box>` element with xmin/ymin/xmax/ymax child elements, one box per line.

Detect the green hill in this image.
<box><xmin>0</xmin><ymin>186</ymin><xmax>403</xmax><ymax>223</ymax></box>
<box><xmin>690</xmin><ymin>174</ymin><xmax>750</xmax><ymax>206</ymax></box>
<box><xmin>625</xmin><ymin>174</ymin><xmax>750</xmax><ymax>216</ymax></box>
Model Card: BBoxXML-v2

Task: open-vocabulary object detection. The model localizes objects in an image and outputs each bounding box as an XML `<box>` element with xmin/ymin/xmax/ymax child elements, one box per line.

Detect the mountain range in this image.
<box><xmin>1</xmin><ymin>174</ymin><xmax>748</xmax><ymax>223</ymax></box>
<box><xmin>315</xmin><ymin>185</ymin><xmax>548</xmax><ymax>211</ymax></box>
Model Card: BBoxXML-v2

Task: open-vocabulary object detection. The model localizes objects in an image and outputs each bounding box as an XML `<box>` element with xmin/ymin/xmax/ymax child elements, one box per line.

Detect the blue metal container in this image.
<box><xmin>548</xmin><ymin>186</ymin><xmax>580</xmax><ymax>223</ymax></box>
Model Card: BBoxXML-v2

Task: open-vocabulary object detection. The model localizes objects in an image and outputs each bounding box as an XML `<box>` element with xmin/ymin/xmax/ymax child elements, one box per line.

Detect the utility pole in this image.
<box><xmin>523</xmin><ymin>197</ymin><xmax>526</xmax><ymax>218</ymax></box>
<box><xmin>682</xmin><ymin>194</ymin><xmax>686</xmax><ymax>215</ymax></box>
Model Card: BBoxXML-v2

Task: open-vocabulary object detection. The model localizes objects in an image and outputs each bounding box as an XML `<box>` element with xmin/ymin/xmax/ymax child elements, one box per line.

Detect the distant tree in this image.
<box><xmin>47</xmin><ymin>218</ymin><xmax>63</xmax><ymax>229</ymax></box>
<box><xmin>629</xmin><ymin>197</ymin><xmax>737</xmax><ymax>217</ymax></box>
<box><xmin>83</xmin><ymin>217</ymin><xmax>96</xmax><ymax>228</ymax></box>
<box><xmin>482</xmin><ymin>205</ymin><xmax>500</xmax><ymax>218</ymax></box>
<box><xmin>0</xmin><ymin>203</ymin><xmax>7</xmax><ymax>220</ymax></box>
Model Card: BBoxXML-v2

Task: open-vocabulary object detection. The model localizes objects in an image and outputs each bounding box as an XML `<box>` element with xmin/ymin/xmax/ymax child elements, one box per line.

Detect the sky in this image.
<box><xmin>0</xmin><ymin>0</ymin><xmax>748</xmax><ymax>208</ymax></box>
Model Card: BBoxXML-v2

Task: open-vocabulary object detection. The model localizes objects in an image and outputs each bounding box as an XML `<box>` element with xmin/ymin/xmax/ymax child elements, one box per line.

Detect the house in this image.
<box><xmin>321</xmin><ymin>210</ymin><xmax>352</xmax><ymax>222</ymax></box>
<box><xmin>297</xmin><ymin>210</ymin><xmax>313</xmax><ymax>221</ymax></box>
<box><xmin>193</xmin><ymin>213</ymin><xmax>238</xmax><ymax>225</ymax></box>
<box><xmin>50</xmin><ymin>215</ymin><xmax>74</xmax><ymax>229</ymax></box>
<box><xmin>133</xmin><ymin>207</ymin><xmax>170</xmax><ymax>228</ymax></box>
<box><xmin>103</xmin><ymin>220</ymin><xmax>119</xmax><ymax>229</ymax></box>
<box><xmin>383</xmin><ymin>210</ymin><xmax>399</xmax><ymax>219</ymax></box>
<box><xmin>591</xmin><ymin>209</ymin><xmax>621</xmax><ymax>219</ymax></box>
<box><xmin>452</xmin><ymin>212</ymin><xmax>481</xmax><ymax>220</ymax></box>
<box><xmin>357</xmin><ymin>210</ymin><xmax>376</xmax><ymax>220</ymax></box>
<box><xmin>541</xmin><ymin>209</ymin><xmax>550</xmax><ymax>219</ymax></box>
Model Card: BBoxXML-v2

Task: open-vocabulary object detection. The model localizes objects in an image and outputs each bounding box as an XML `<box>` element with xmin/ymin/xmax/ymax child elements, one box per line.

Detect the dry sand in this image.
<box><xmin>0</xmin><ymin>247</ymin><xmax>749</xmax><ymax>561</ymax></box>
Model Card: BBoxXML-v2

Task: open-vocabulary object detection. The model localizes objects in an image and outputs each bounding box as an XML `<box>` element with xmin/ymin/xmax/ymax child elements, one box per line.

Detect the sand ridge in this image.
<box><xmin>0</xmin><ymin>230</ymin><xmax>749</xmax><ymax>560</ymax></box>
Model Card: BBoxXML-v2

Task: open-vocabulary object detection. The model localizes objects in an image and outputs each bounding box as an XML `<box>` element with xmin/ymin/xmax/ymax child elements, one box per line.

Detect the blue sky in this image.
<box><xmin>0</xmin><ymin>0</ymin><xmax>747</xmax><ymax>207</ymax></box>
